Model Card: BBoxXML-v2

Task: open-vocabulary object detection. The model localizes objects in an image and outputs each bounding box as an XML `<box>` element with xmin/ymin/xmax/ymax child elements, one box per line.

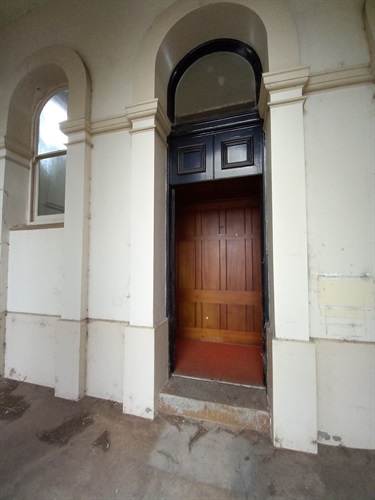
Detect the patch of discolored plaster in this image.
<box><xmin>318</xmin><ymin>430</ymin><xmax>331</xmax><ymax>441</ymax></box>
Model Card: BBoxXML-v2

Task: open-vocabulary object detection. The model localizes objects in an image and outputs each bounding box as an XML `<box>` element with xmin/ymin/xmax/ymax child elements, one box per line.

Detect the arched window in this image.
<box><xmin>32</xmin><ymin>89</ymin><xmax>68</xmax><ymax>221</ymax></box>
<box><xmin>168</xmin><ymin>39</ymin><xmax>262</xmax><ymax>125</ymax></box>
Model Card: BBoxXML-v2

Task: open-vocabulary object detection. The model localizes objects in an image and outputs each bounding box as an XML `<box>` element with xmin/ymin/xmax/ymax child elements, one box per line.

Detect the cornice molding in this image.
<box><xmin>91</xmin><ymin>114</ymin><xmax>131</xmax><ymax>135</ymax></box>
<box><xmin>259</xmin><ymin>67</ymin><xmax>309</xmax><ymax>119</ymax></box>
<box><xmin>260</xmin><ymin>64</ymin><xmax>374</xmax><ymax>119</ymax></box>
<box><xmin>60</xmin><ymin>118</ymin><xmax>92</xmax><ymax>147</ymax></box>
<box><xmin>262</xmin><ymin>66</ymin><xmax>310</xmax><ymax>92</ymax></box>
<box><xmin>60</xmin><ymin>118</ymin><xmax>91</xmax><ymax>136</ymax></box>
<box><xmin>125</xmin><ymin>98</ymin><xmax>171</xmax><ymax>140</ymax></box>
<box><xmin>305</xmin><ymin>65</ymin><xmax>374</xmax><ymax>94</ymax></box>
<box><xmin>0</xmin><ymin>136</ymin><xmax>31</xmax><ymax>169</ymax></box>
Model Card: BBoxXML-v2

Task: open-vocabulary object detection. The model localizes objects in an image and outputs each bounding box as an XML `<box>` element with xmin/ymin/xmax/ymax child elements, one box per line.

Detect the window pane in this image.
<box><xmin>38</xmin><ymin>90</ymin><xmax>68</xmax><ymax>154</ymax></box>
<box><xmin>37</xmin><ymin>155</ymin><xmax>66</xmax><ymax>216</ymax></box>
<box><xmin>227</xmin><ymin>143</ymin><xmax>248</xmax><ymax>164</ymax></box>
<box><xmin>175</xmin><ymin>52</ymin><xmax>256</xmax><ymax>122</ymax></box>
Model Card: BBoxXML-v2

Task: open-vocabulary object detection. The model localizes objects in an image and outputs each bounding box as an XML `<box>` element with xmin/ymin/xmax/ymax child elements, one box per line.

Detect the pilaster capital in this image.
<box><xmin>125</xmin><ymin>98</ymin><xmax>171</xmax><ymax>141</ymax></box>
<box><xmin>60</xmin><ymin>118</ymin><xmax>92</xmax><ymax>147</ymax></box>
<box><xmin>259</xmin><ymin>67</ymin><xmax>310</xmax><ymax>119</ymax></box>
<box><xmin>0</xmin><ymin>136</ymin><xmax>31</xmax><ymax>168</ymax></box>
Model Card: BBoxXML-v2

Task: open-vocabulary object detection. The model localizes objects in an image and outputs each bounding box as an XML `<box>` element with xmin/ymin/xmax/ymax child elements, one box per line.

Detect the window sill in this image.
<box><xmin>11</xmin><ymin>222</ymin><xmax>64</xmax><ymax>231</ymax></box>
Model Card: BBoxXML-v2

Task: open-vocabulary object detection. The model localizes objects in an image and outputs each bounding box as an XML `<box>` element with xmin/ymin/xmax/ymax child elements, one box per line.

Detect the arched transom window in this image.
<box><xmin>168</xmin><ymin>39</ymin><xmax>262</xmax><ymax>124</ymax></box>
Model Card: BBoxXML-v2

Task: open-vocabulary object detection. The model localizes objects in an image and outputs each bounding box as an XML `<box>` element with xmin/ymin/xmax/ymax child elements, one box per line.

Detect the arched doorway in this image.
<box><xmin>167</xmin><ymin>39</ymin><xmax>266</xmax><ymax>387</ymax></box>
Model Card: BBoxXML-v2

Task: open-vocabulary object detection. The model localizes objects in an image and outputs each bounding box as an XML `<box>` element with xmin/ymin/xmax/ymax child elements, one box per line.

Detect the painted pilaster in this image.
<box><xmin>261</xmin><ymin>67</ymin><xmax>310</xmax><ymax>342</ymax></box>
<box><xmin>123</xmin><ymin>100</ymin><xmax>169</xmax><ymax>418</ymax></box>
<box><xmin>0</xmin><ymin>138</ymin><xmax>29</xmax><ymax>375</ymax></box>
<box><xmin>260</xmin><ymin>67</ymin><xmax>318</xmax><ymax>453</ymax></box>
<box><xmin>55</xmin><ymin>120</ymin><xmax>91</xmax><ymax>399</ymax></box>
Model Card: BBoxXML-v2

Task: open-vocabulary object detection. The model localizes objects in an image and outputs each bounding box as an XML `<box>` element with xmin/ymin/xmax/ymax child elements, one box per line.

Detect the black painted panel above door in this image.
<box><xmin>214</xmin><ymin>127</ymin><xmax>262</xmax><ymax>179</ymax></box>
<box><xmin>169</xmin><ymin>124</ymin><xmax>263</xmax><ymax>185</ymax></box>
<box><xmin>169</xmin><ymin>134</ymin><xmax>213</xmax><ymax>185</ymax></box>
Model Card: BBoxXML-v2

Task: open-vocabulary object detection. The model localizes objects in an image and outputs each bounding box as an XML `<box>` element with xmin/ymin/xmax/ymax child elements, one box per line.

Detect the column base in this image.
<box><xmin>123</xmin><ymin>320</ymin><xmax>168</xmax><ymax>419</ymax></box>
<box><xmin>55</xmin><ymin>319</ymin><xmax>87</xmax><ymax>400</ymax></box>
<box><xmin>272</xmin><ymin>338</ymin><xmax>317</xmax><ymax>453</ymax></box>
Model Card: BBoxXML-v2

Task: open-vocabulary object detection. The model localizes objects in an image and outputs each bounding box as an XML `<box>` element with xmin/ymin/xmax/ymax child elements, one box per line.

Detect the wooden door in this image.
<box><xmin>174</xmin><ymin>188</ymin><xmax>263</xmax><ymax>385</ymax></box>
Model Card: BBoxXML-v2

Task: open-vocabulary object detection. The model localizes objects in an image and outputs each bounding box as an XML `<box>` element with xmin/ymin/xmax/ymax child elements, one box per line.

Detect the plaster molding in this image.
<box><xmin>0</xmin><ymin>137</ymin><xmax>31</xmax><ymax>169</ymax></box>
<box><xmin>125</xmin><ymin>99</ymin><xmax>159</xmax><ymax>123</ymax></box>
<box><xmin>262</xmin><ymin>66</ymin><xmax>310</xmax><ymax>92</ymax></box>
<box><xmin>260</xmin><ymin>64</ymin><xmax>374</xmax><ymax>118</ymax></box>
<box><xmin>60</xmin><ymin>118</ymin><xmax>92</xmax><ymax>147</ymax></box>
<box><xmin>126</xmin><ymin>99</ymin><xmax>171</xmax><ymax>140</ymax></box>
<box><xmin>259</xmin><ymin>67</ymin><xmax>309</xmax><ymax>119</ymax></box>
<box><xmin>60</xmin><ymin>118</ymin><xmax>91</xmax><ymax>135</ymax></box>
<box><xmin>1</xmin><ymin>136</ymin><xmax>32</xmax><ymax>159</ymax></box>
<box><xmin>305</xmin><ymin>65</ymin><xmax>374</xmax><ymax>94</ymax></box>
<box><xmin>268</xmin><ymin>96</ymin><xmax>307</xmax><ymax>110</ymax></box>
<box><xmin>91</xmin><ymin>114</ymin><xmax>131</xmax><ymax>135</ymax></box>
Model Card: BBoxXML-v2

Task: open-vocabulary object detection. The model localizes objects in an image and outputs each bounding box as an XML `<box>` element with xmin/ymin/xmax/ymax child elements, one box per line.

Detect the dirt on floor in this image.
<box><xmin>0</xmin><ymin>379</ymin><xmax>30</xmax><ymax>422</ymax></box>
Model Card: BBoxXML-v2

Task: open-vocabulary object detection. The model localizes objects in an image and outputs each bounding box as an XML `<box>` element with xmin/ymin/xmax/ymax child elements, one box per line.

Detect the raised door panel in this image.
<box><xmin>175</xmin><ymin>198</ymin><xmax>262</xmax><ymax>346</ymax></box>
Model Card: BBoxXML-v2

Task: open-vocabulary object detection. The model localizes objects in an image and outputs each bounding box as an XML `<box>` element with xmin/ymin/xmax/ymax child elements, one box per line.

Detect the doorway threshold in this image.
<box><xmin>159</xmin><ymin>375</ymin><xmax>270</xmax><ymax>436</ymax></box>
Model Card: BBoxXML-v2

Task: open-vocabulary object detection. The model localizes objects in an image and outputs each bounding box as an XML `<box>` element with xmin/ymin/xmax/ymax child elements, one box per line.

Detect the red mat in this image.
<box><xmin>174</xmin><ymin>339</ymin><xmax>264</xmax><ymax>386</ymax></box>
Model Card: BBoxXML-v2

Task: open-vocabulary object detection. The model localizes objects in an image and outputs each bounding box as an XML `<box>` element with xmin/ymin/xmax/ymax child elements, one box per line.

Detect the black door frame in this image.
<box><xmin>166</xmin><ymin>38</ymin><xmax>268</xmax><ymax>384</ymax></box>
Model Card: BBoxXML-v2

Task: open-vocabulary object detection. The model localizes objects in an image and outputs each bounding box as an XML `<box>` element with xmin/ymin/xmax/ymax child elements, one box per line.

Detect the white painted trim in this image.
<box><xmin>91</xmin><ymin>114</ymin><xmax>131</xmax><ymax>135</ymax></box>
<box><xmin>305</xmin><ymin>65</ymin><xmax>374</xmax><ymax>94</ymax></box>
<box><xmin>0</xmin><ymin>137</ymin><xmax>31</xmax><ymax>169</ymax></box>
<box><xmin>125</xmin><ymin>98</ymin><xmax>171</xmax><ymax>141</ymax></box>
<box><xmin>260</xmin><ymin>64</ymin><xmax>374</xmax><ymax>119</ymax></box>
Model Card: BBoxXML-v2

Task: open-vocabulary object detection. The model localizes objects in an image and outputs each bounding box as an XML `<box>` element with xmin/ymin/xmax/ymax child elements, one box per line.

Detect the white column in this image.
<box><xmin>123</xmin><ymin>100</ymin><xmax>169</xmax><ymax>418</ymax></box>
<box><xmin>261</xmin><ymin>67</ymin><xmax>318</xmax><ymax>453</ymax></box>
<box><xmin>55</xmin><ymin>120</ymin><xmax>91</xmax><ymax>399</ymax></box>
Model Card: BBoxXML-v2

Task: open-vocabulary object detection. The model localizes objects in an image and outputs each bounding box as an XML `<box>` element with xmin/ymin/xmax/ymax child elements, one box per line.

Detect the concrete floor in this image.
<box><xmin>1</xmin><ymin>377</ymin><xmax>374</xmax><ymax>500</ymax></box>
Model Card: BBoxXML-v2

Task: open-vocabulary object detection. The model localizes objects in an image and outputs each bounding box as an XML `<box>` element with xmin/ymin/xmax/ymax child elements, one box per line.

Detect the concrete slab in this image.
<box><xmin>1</xmin><ymin>377</ymin><xmax>375</xmax><ymax>500</ymax></box>
<box><xmin>159</xmin><ymin>376</ymin><xmax>270</xmax><ymax>434</ymax></box>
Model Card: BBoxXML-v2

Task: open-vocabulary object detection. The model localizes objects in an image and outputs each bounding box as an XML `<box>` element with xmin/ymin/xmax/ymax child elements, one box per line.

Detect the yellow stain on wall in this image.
<box><xmin>318</xmin><ymin>276</ymin><xmax>374</xmax><ymax>309</ymax></box>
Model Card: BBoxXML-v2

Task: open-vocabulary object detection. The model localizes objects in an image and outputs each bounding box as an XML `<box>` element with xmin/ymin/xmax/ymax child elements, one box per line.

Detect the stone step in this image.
<box><xmin>159</xmin><ymin>375</ymin><xmax>271</xmax><ymax>435</ymax></box>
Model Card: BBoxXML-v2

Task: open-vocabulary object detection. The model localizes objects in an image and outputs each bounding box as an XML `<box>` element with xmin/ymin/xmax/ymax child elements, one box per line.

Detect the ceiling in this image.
<box><xmin>0</xmin><ymin>0</ymin><xmax>50</xmax><ymax>30</ymax></box>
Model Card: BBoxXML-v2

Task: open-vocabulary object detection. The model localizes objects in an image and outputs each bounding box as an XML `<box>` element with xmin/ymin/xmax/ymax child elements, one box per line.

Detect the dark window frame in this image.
<box><xmin>167</xmin><ymin>38</ymin><xmax>263</xmax><ymax>124</ymax></box>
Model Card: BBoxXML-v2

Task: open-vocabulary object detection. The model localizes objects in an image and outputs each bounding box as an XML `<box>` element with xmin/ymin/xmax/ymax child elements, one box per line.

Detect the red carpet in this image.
<box><xmin>174</xmin><ymin>339</ymin><xmax>264</xmax><ymax>386</ymax></box>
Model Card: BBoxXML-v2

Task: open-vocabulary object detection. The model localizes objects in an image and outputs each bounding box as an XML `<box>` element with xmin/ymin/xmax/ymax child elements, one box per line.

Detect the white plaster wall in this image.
<box><xmin>287</xmin><ymin>0</ymin><xmax>371</xmax><ymax>72</ymax></box>
<box><xmin>305</xmin><ymin>85</ymin><xmax>375</xmax><ymax>343</ymax></box>
<box><xmin>8</xmin><ymin>228</ymin><xmax>63</xmax><ymax>315</ymax></box>
<box><xmin>5</xmin><ymin>312</ymin><xmax>56</xmax><ymax>387</ymax></box>
<box><xmin>86</xmin><ymin>320</ymin><xmax>125</xmax><ymax>403</ymax></box>
<box><xmin>88</xmin><ymin>131</ymin><xmax>131</xmax><ymax>321</ymax></box>
<box><xmin>316</xmin><ymin>339</ymin><xmax>375</xmax><ymax>449</ymax></box>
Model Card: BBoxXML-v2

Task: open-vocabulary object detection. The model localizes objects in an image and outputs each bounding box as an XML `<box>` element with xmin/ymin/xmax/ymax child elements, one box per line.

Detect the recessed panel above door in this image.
<box><xmin>169</xmin><ymin>134</ymin><xmax>213</xmax><ymax>185</ymax></box>
<box><xmin>169</xmin><ymin>124</ymin><xmax>263</xmax><ymax>185</ymax></box>
<box><xmin>214</xmin><ymin>127</ymin><xmax>262</xmax><ymax>179</ymax></box>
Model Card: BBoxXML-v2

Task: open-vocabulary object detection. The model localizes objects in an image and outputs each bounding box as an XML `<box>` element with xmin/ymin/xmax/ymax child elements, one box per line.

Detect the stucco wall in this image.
<box><xmin>0</xmin><ymin>0</ymin><xmax>373</xmax><ymax>449</ymax></box>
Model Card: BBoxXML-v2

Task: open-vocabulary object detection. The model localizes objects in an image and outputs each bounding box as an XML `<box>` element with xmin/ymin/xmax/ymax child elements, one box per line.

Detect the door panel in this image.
<box><xmin>175</xmin><ymin>196</ymin><xmax>262</xmax><ymax>348</ymax></box>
